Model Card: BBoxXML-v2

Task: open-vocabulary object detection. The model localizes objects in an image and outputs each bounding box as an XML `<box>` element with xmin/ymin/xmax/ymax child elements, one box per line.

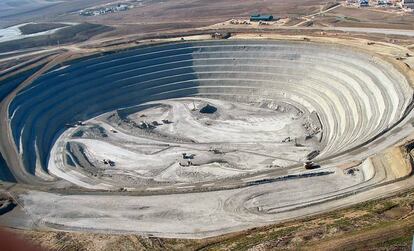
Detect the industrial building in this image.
<box><xmin>359</xmin><ymin>0</ymin><xmax>369</xmax><ymax>7</ymax></box>
<box><xmin>250</xmin><ymin>14</ymin><xmax>276</xmax><ymax>21</ymax></box>
<box><xmin>403</xmin><ymin>0</ymin><xmax>414</xmax><ymax>8</ymax></box>
<box><xmin>377</xmin><ymin>0</ymin><xmax>390</xmax><ymax>5</ymax></box>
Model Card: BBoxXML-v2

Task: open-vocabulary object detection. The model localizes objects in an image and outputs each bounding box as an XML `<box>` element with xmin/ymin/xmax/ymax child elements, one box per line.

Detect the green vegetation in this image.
<box><xmin>373</xmin><ymin>201</ymin><xmax>398</xmax><ymax>214</ymax></box>
<box><xmin>199</xmin><ymin>226</ymin><xmax>300</xmax><ymax>251</ymax></box>
<box><xmin>382</xmin><ymin>235</ymin><xmax>412</xmax><ymax>247</ymax></box>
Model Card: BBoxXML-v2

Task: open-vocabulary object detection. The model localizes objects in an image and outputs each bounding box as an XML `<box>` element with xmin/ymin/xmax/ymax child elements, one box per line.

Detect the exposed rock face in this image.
<box><xmin>1</xmin><ymin>40</ymin><xmax>413</xmax><ymax>239</ymax></box>
<box><xmin>199</xmin><ymin>104</ymin><xmax>217</xmax><ymax>114</ymax></box>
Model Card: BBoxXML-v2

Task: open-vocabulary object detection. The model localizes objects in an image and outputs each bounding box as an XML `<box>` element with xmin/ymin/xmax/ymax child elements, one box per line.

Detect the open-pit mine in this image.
<box><xmin>1</xmin><ymin>38</ymin><xmax>414</xmax><ymax>238</ymax></box>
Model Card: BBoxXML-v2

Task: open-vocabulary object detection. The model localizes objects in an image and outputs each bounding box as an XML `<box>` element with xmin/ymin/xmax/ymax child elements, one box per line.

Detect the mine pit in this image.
<box><xmin>1</xmin><ymin>40</ymin><xmax>414</xmax><ymax>238</ymax></box>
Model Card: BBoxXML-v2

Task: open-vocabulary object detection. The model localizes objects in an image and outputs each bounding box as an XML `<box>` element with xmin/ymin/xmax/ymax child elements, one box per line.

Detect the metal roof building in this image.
<box><xmin>403</xmin><ymin>0</ymin><xmax>414</xmax><ymax>8</ymax></box>
<box><xmin>359</xmin><ymin>0</ymin><xmax>369</xmax><ymax>7</ymax></box>
<box><xmin>250</xmin><ymin>14</ymin><xmax>275</xmax><ymax>21</ymax></box>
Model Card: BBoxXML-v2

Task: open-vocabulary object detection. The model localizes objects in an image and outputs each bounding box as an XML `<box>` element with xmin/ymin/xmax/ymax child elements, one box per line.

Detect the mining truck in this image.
<box><xmin>304</xmin><ymin>161</ymin><xmax>320</xmax><ymax>170</ymax></box>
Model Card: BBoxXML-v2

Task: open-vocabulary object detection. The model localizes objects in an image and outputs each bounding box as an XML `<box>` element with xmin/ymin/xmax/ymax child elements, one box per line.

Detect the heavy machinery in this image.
<box><xmin>304</xmin><ymin>161</ymin><xmax>320</xmax><ymax>170</ymax></box>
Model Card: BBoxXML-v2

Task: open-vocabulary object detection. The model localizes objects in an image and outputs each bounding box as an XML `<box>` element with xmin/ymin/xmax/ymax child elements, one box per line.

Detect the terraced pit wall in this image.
<box><xmin>0</xmin><ymin>40</ymin><xmax>413</xmax><ymax>185</ymax></box>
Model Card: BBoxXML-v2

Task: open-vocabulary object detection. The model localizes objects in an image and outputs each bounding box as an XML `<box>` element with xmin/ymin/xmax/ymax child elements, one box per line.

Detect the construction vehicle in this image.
<box><xmin>182</xmin><ymin>153</ymin><xmax>195</xmax><ymax>159</ymax></box>
<box><xmin>162</xmin><ymin>119</ymin><xmax>172</xmax><ymax>124</ymax></box>
<box><xmin>307</xmin><ymin>150</ymin><xmax>320</xmax><ymax>160</ymax></box>
<box><xmin>304</xmin><ymin>161</ymin><xmax>320</xmax><ymax>170</ymax></box>
<box><xmin>209</xmin><ymin>148</ymin><xmax>223</xmax><ymax>154</ymax></box>
<box><xmin>211</xmin><ymin>32</ymin><xmax>231</xmax><ymax>39</ymax></box>
<box><xmin>65</xmin><ymin>121</ymin><xmax>84</xmax><ymax>128</ymax></box>
<box><xmin>103</xmin><ymin>159</ymin><xmax>116</xmax><ymax>167</ymax></box>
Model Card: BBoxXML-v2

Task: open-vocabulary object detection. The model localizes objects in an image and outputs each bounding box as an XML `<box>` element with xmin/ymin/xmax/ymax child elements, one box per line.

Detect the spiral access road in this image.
<box><xmin>0</xmin><ymin>39</ymin><xmax>413</xmax><ymax>238</ymax></box>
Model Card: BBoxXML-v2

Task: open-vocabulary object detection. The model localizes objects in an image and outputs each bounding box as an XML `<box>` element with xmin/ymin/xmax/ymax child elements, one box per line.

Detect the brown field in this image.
<box><xmin>0</xmin><ymin>0</ymin><xmax>345</xmax><ymax>35</ymax></box>
<box><xmin>3</xmin><ymin>1</ymin><xmax>414</xmax><ymax>41</ymax></box>
<box><xmin>312</xmin><ymin>6</ymin><xmax>414</xmax><ymax>29</ymax></box>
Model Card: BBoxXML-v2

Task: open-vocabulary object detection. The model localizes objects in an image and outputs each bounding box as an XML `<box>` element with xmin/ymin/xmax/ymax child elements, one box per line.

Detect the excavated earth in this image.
<box><xmin>0</xmin><ymin>40</ymin><xmax>414</xmax><ymax>238</ymax></box>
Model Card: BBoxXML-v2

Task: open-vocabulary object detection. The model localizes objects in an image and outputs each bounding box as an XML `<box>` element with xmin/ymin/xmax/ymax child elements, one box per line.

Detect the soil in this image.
<box><xmin>9</xmin><ymin>188</ymin><xmax>414</xmax><ymax>251</ymax></box>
